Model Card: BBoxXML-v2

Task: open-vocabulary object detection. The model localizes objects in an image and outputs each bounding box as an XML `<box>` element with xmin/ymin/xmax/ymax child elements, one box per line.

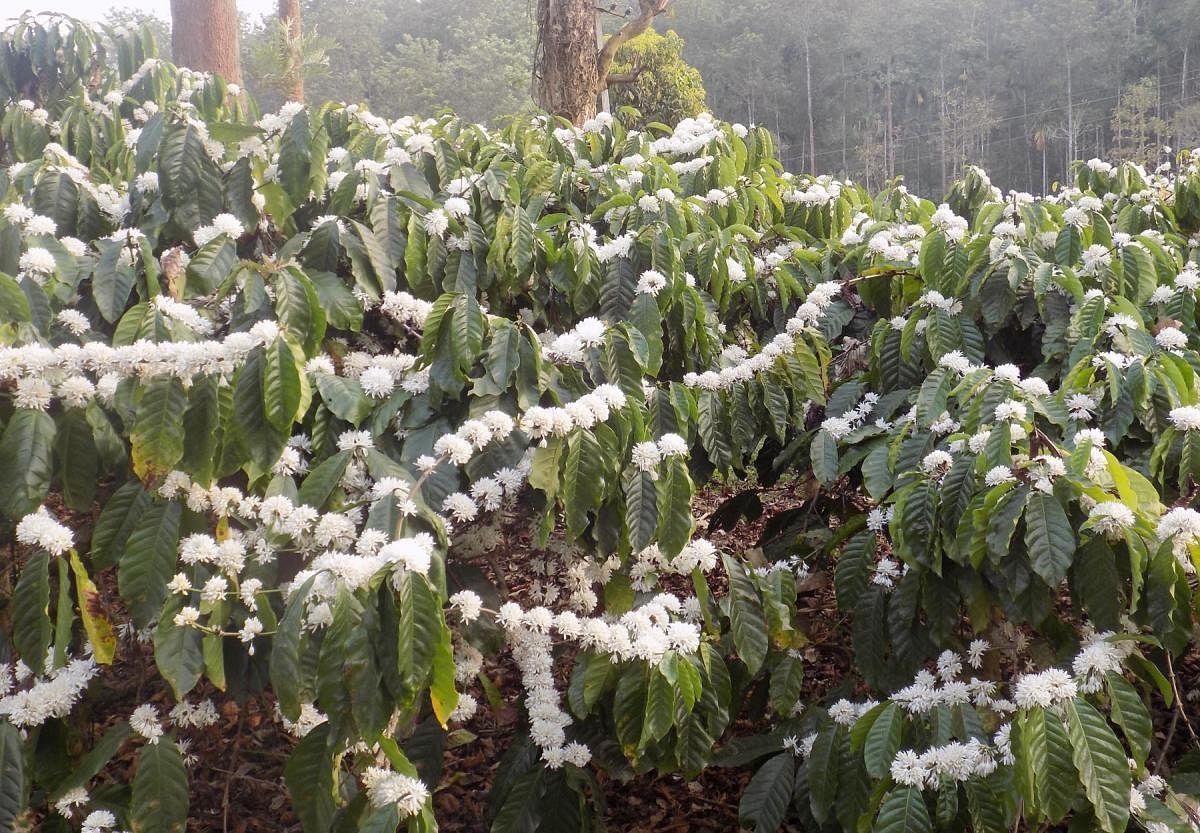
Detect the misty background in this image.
<box><xmin>69</xmin><ymin>0</ymin><xmax>1200</xmax><ymax>193</ymax></box>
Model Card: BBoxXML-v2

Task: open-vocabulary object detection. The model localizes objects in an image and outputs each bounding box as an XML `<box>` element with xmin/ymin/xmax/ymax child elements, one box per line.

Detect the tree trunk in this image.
<box><xmin>840</xmin><ymin>54</ymin><xmax>847</xmax><ymax>175</ymax></box>
<box><xmin>278</xmin><ymin>0</ymin><xmax>304</xmax><ymax>102</ymax></box>
<box><xmin>885</xmin><ymin>60</ymin><xmax>894</xmax><ymax>179</ymax></box>
<box><xmin>1183</xmin><ymin>44</ymin><xmax>1189</xmax><ymax>103</ymax></box>
<box><xmin>595</xmin><ymin>12</ymin><xmax>610</xmax><ymax>114</ymax></box>
<box><xmin>1065</xmin><ymin>51</ymin><xmax>1074</xmax><ymax>163</ymax></box>
<box><xmin>804</xmin><ymin>26</ymin><xmax>816</xmax><ymax>173</ymax></box>
<box><xmin>170</xmin><ymin>0</ymin><xmax>242</xmax><ymax>85</ymax></box>
<box><xmin>535</xmin><ymin>0</ymin><xmax>603</xmax><ymax>124</ymax></box>
<box><xmin>534</xmin><ymin>0</ymin><xmax>672</xmax><ymax>125</ymax></box>
<box><xmin>939</xmin><ymin>56</ymin><xmax>946</xmax><ymax>193</ymax></box>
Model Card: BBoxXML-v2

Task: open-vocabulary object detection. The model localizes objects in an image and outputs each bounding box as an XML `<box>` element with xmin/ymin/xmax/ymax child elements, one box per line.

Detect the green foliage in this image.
<box><xmin>610</xmin><ymin>30</ymin><xmax>707</xmax><ymax>128</ymax></box>
<box><xmin>0</xmin><ymin>13</ymin><xmax>1198</xmax><ymax>833</ymax></box>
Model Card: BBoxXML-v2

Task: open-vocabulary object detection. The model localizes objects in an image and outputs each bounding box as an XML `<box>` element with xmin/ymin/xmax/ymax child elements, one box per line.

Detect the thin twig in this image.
<box><xmin>1155</xmin><ymin>708</ymin><xmax>1180</xmax><ymax>772</ymax></box>
<box><xmin>1165</xmin><ymin>653</ymin><xmax>1200</xmax><ymax>748</ymax></box>
<box><xmin>208</xmin><ymin>766</ymin><xmax>281</xmax><ymax>790</ymax></box>
<box><xmin>222</xmin><ymin>712</ymin><xmax>246</xmax><ymax>833</ymax></box>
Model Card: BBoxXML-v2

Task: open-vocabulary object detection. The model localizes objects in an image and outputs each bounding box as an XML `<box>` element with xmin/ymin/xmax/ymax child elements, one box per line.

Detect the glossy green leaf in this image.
<box><xmin>0</xmin><ymin>408</ymin><xmax>56</xmax><ymax>520</ymax></box>
<box><xmin>131</xmin><ymin>738</ymin><xmax>189</xmax><ymax>833</ymax></box>
<box><xmin>723</xmin><ymin>553</ymin><xmax>768</xmax><ymax>675</ymax></box>
<box><xmin>1064</xmin><ymin>698</ymin><xmax>1131</xmax><ymax>833</ymax></box>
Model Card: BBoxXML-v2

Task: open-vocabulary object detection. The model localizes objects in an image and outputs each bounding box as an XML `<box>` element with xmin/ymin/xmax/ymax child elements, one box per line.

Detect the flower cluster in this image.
<box><xmin>15</xmin><ymin>507</ymin><xmax>74</xmax><ymax>555</ymax></box>
<box><xmin>0</xmin><ymin>656</ymin><xmax>98</xmax><ymax>728</ymax></box>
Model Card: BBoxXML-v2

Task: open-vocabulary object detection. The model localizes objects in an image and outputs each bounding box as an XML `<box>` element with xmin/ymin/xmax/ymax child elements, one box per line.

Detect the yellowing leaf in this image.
<box><xmin>69</xmin><ymin>550</ymin><xmax>116</xmax><ymax>665</ymax></box>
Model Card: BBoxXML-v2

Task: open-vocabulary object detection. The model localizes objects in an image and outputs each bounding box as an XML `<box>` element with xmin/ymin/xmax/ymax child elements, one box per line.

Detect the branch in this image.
<box><xmin>595</xmin><ymin>0</ymin><xmax>672</xmax><ymax>93</ymax></box>
<box><xmin>605</xmin><ymin>66</ymin><xmax>647</xmax><ymax>86</ymax></box>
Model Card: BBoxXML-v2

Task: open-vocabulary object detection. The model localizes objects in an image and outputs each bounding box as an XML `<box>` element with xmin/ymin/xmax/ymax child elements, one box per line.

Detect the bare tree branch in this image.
<box><xmin>604</xmin><ymin>67</ymin><xmax>647</xmax><ymax>87</ymax></box>
<box><xmin>595</xmin><ymin>0</ymin><xmax>672</xmax><ymax>93</ymax></box>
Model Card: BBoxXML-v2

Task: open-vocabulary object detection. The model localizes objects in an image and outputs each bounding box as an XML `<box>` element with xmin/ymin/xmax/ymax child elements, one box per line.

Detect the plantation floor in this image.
<box><xmin>26</xmin><ymin>479</ymin><xmax>1200</xmax><ymax>832</ymax></box>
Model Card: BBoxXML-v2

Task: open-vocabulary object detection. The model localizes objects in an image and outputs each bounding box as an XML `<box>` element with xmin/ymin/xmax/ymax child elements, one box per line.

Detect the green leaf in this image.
<box><xmin>1016</xmin><ymin>707</ymin><xmax>1076</xmax><ymax>823</ymax></box>
<box><xmin>271</xmin><ymin>575</ymin><xmax>316</xmax><ymax>721</ymax></box>
<box><xmin>1063</xmin><ymin>698</ymin><xmax>1131</xmax><ymax>833</ymax></box>
<box><xmin>874</xmin><ymin>786</ymin><xmax>932</xmax><ymax>833</ymax></box>
<box><xmin>768</xmin><ymin>653</ymin><xmax>804</xmax><ymax>715</ymax></box>
<box><xmin>1055</xmin><ymin>225</ymin><xmax>1082</xmax><ymax>267</ymax></box>
<box><xmin>723</xmin><ymin>553</ymin><xmax>768</xmax><ymax>675</ymax></box>
<box><xmin>698</xmin><ymin>390</ymin><xmax>733</xmax><ymax>470</ymax></box>
<box><xmin>864</xmin><ymin>702</ymin><xmax>904</xmax><ymax>779</ymax></box>
<box><xmin>429</xmin><ymin>606</ymin><xmax>460</xmax><ymax>729</ymax></box>
<box><xmin>810</xmin><ymin>429</ymin><xmax>839</xmax><ymax>485</ymax></box>
<box><xmin>154</xmin><ymin>597</ymin><xmax>204</xmax><ymax>699</ymax></box>
<box><xmin>131</xmin><ymin>739</ymin><xmax>189</xmax><ymax>833</ymax></box>
<box><xmin>0</xmin><ymin>722</ymin><xmax>25</xmax><ymax>833</ymax></box>
<box><xmin>511</xmin><ymin>205</ymin><xmax>535</xmax><ymax>275</ymax></box>
<box><xmin>451</xmin><ymin>293</ymin><xmax>485</xmax><ymax>374</ymax></box>
<box><xmin>613</xmin><ymin>667</ymin><xmax>647</xmax><ymax>759</ymax></box>
<box><xmin>52</xmin><ymin>556</ymin><xmax>73</xmax><ymax>672</ymax></box>
<box><xmin>47</xmin><ymin>722</ymin><xmax>131</xmax><ymax>803</ymax></box>
<box><xmin>738</xmin><ymin>753</ymin><xmax>795</xmax><ymax>832</ymax></box>
<box><xmin>0</xmin><ymin>271</ymin><xmax>30</xmax><ymax>322</ymax></box>
<box><xmin>1024</xmin><ymin>491</ymin><xmax>1074</xmax><ymax>586</ymax></box>
<box><xmin>404</xmin><ymin>212</ymin><xmax>431</xmax><ymax>295</ymax></box>
<box><xmin>395</xmin><ymin>571</ymin><xmax>440</xmax><ymax>697</ymax></box>
<box><xmin>656</xmin><ymin>456</ymin><xmax>694</xmax><ymax>556</ymax></box>
<box><xmin>835</xmin><ymin>531</ymin><xmax>875</xmax><ymax>610</ymax></box>
<box><xmin>56</xmin><ymin>407</ymin><xmax>97</xmax><ymax>510</ymax></box>
<box><xmin>159</xmin><ymin>120</ymin><xmax>219</xmax><ymax>230</ymax></box>
<box><xmin>474</xmin><ymin>320</ymin><xmax>519</xmax><ymax>396</ymax></box>
<box><xmin>914</xmin><ymin>368</ymin><xmax>952</xmax><ymax>426</ymax></box>
<box><xmin>12</xmin><ymin>550</ymin><xmax>51</xmax><ymax>675</ymax></box>
<box><xmin>117</xmin><ymin>500</ymin><xmax>182</xmax><ymax>628</ymax></box>
<box><xmin>184</xmin><ymin>238</ymin><xmax>236</xmax><ymax>295</ymax></box>
<box><xmin>350</xmin><ymin>219</ymin><xmax>395</xmax><ymax>295</ymax></box>
<box><xmin>233</xmin><ymin>348</ymin><xmax>288</xmax><ymax>471</ymax></box>
<box><xmin>640</xmin><ymin>668</ymin><xmax>674</xmax><ymax>749</ymax></box>
<box><xmin>563</xmin><ymin>429</ymin><xmax>606</xmax><ymax>539</ymax></box>
<box><xmin>274</xmin><ymin>268</ymin><xmax>326</xmax><ymax>357</ymax></box>
<box><xmin>178</xmin><ymin>376</ymin><xmax>221</xmax><ymax>486</ymax></box>
<box><xmin>263</xmin><ymin>336</ymin><xmax>303</xmax><ymax>430</ymax></box>
<box><xmin>278</xmin><ymin>110</ymin><xmax>315</xmax><ymax>204</ymax></box>
<box><xmin>314</xmin><ymin>372</ymin><xmax>374</xmax><ymax>426</ymax></box>
<box><xmin>807</xmin><ymin>727</ymin><xmax>839</xmax><ymax>823</ymax></box>
<box><xmin>297</xmin><ymin>450</ymin><xmax>352</xmax><ymax>509</ymax></box>
<box><xmin>575</xmin><ymin>653</ymin><xmax>615</xmax><ymax>715</ymax></box>
<box><xmin>309</xmin><ymin>270</ymin><xmax>363</xmax><ymax>331</ymax></box>
<box><xmin>0</xmin><ymin>408</ymin><xmax>56</xmax><ymax>520</ymax></box>
<box><xmin>131</xmin><ymin>377</ymin><xmax>188</xmax><ymax>482</ymax></box>
<box><xmin>623</xmin><ymin>467</ymin><xmax>658</xmax><ymax>553</ymax></box>
<box><xmin>91</xmin><ymin>238</ymin><xmax>138</xmax><ymax>322</ymax></box>
<box><xmin>285</xmin><ymin>724</ymin><xmax>336</xmax><ymax>833</ymax></box>
<box><xmin>318</xmin><ymin>585</ymin><xmax>384</xmax><ymax>741</ymax></box>
<box><xmin>964</xmin><ymin>776</ymin><xmax>1011</xmax><ymax>833</ymax></box>
<box><xmin>91</xmin><ymin>481</ymin><xmax>152</xmax><ymax>570</ymax></box>
<box><xmin>491</xmin><ymin>766</ymin><xmax>545</xmax><ymax>833</ymax></box>
<box><xmin>1105</xmin><ymin>672</ymin><xmax>1152</xmax><ymax>765</ymax></box>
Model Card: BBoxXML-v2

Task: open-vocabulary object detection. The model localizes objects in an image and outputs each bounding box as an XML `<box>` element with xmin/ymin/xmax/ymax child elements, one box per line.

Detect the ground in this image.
<box><xmin>15</xmin><ymin>476</ymin><xmax>1200</xmax><ymax>832</ymax></box>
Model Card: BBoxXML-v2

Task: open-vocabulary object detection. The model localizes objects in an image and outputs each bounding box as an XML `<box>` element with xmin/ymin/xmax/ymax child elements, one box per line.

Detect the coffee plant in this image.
<box><xmin>0</xmin><ymin>12</ymin><xmax>1198</xmax><ymax>833</ymax></box>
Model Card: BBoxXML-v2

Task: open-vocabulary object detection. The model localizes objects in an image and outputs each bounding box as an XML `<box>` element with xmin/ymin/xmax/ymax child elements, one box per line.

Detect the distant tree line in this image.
<box><xmin>139</xmin><ymin>0</ymin><xmax>1200</xmax><ymax>192</ymax></box>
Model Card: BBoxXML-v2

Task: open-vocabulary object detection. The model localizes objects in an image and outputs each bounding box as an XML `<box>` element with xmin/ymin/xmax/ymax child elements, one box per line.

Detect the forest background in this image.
<box><xmin>95</xmin><ymin>0</ymin><xmax>1200</xmax><ymax>195</ymax></box>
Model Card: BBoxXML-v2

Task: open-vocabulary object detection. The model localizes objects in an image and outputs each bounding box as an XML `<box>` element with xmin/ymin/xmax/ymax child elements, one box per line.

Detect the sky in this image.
<box><xmin>8</xmin><ymin>1</ymin><xmax>278</xmax><ymax>22</ymax></box>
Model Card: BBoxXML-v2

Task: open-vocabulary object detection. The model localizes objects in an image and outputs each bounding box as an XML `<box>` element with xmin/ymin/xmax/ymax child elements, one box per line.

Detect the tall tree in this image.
<box><xmin>170</xmin><ymin>0</ymin><xmax>242</xmax><ymax>84</ymax></box>
<box><xmin>534</xmin><ymin>0</ymin><xmax>674</xmax><ymax>124</ymax></box>
<box><xmin>277</xmin><ymin>0</ymin><xmax>304</xmax><ymax>101</ymax></box>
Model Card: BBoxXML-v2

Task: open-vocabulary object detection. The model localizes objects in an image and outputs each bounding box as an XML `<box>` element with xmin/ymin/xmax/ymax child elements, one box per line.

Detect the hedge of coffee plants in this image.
<box><xmin>1</xmin><ymin>13</ymin><xmax>1198</xmax><ymax>833</ymax></box>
